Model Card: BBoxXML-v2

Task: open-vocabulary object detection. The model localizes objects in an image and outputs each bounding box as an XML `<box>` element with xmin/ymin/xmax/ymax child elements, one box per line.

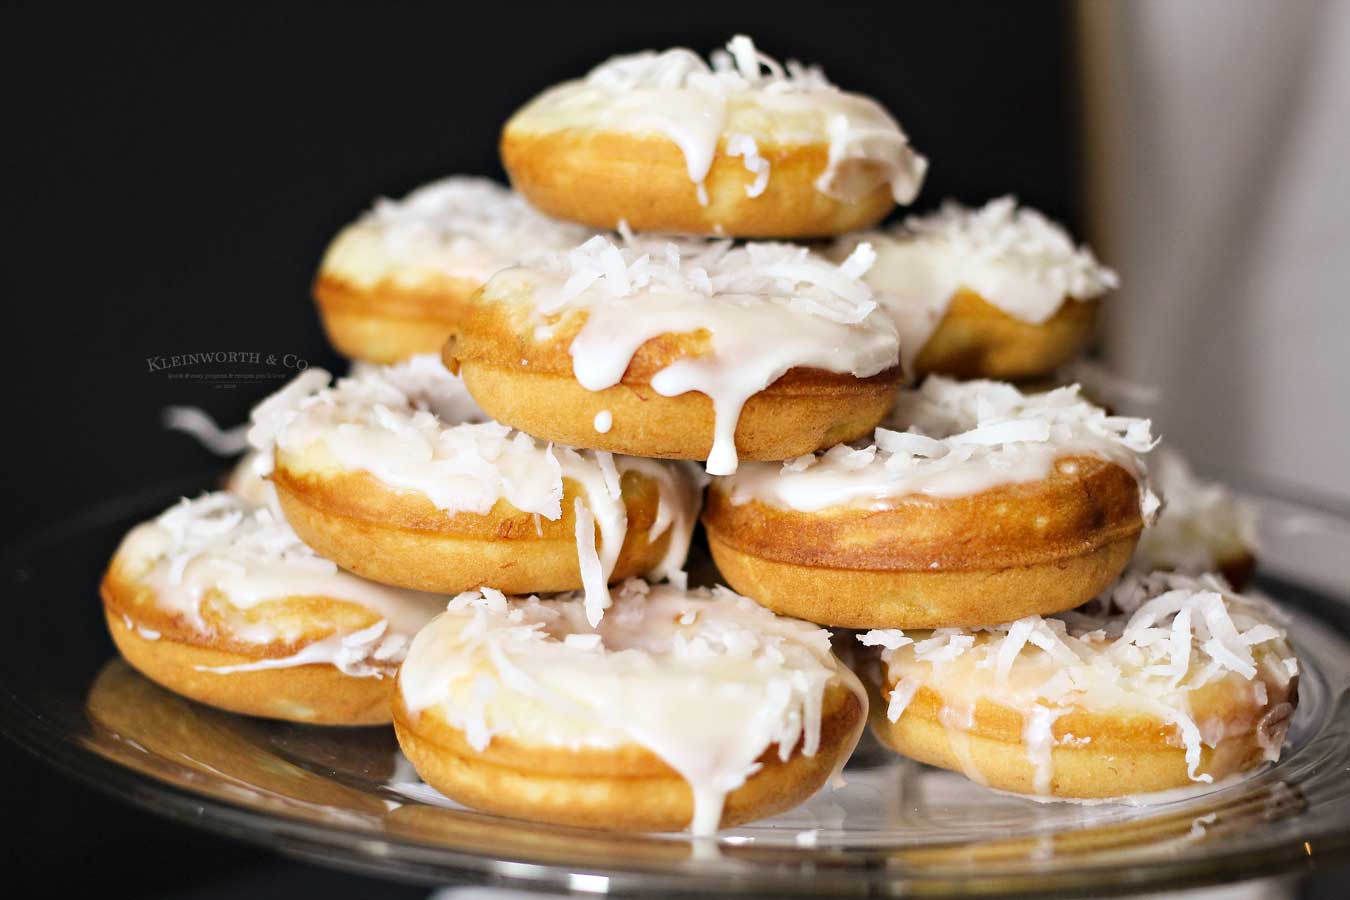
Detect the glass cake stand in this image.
<box><xmin>3</xmin><ymin>473</ymin><xmax>1350</xmax><ymax>897</ymax></box>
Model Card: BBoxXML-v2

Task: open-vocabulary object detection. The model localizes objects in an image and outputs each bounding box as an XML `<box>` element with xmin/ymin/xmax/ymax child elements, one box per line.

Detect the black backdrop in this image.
<box><xmin>3</xmin><ymin>3</ymin><xmax>1079</xmax><ymax>896</ymax></box>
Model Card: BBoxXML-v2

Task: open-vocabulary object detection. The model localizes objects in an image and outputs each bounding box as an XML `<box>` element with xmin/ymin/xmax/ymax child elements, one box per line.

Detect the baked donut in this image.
<box><xmin>444</xmin><ymin>235</ymin><xmax>902</xmax><ymax>475</ymax></box>
<box><xmin>704</xmin><ymin>377</ymin><xmax>1157</xmax><ymax>628</ymax></box>
<box><xmin>857</xmin><ymin>571</ymin><xmax>1299</xmax><ymax>798</ymax></box>
<box><xmin>834</xmin><ymin>197</ymin><xmax>1117</xmax><ymax>380</ymax></box>
<box><xmin>248</xmin><ymin>356</ymin><xmax>704</xmax><ymax>623</ymax></box>
<box><xmin>315</xmin><ymin>178</ymin><xmax>593</xmax><ymax>363</ymax></box>
<box><xmin>501</xmin><ymin>34</ymin><xmax>926</xmax><ymax>237</ymax></box>
<box><xmin>1134</xmin><ymin>447</ymin><xmax>1258</xmax><ymax>589</ymax></box>
<box><xmin>101</xmin><ymin>492</ymin><xmax>446</xmax><ymax>725</ymax></box>
<box><xmin>392</xmin><ymin>579</ymin><xmax>866</xmax><ymax>833</ymax></box>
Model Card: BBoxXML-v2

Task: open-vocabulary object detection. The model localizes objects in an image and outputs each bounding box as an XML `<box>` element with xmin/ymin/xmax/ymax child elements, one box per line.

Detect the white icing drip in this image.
<box><xmin>593</xmin><ymin>409</ymin><xmax>613</xmax><ymax>433</ymax></box>
<box><xmin>860</xmin><ymin>571</ymin><xmax>1297</xmax><ymax>787</ymax></box>
<box><xmin>723</xmin><ymin>377</ymin><xmax>1156</xmax><ymax>513</ymax></box>
<box><xmin>113</xmin><ymin>492</ymin><xmax>444</xmax><ymax>673</ymax></box>
<box><xmin>247</xmin><ymin>361</ymin><xmax>702</xmax><ymax>619</ymax></box>
<box><xmin>572</xmin><ymin>498</ymin><xmax>609</xmax><ymax>626</ymax></box>
<box><xmin>488</xmin><ymin>235</ymin><xmax>898</xmax><ymax>475</ymax></box>
<box><xmin>320</xmin><ymin>177</ymin><xmax>593</xmax><ymax>289</ymax></box>
<box><xmin>937</xmin><ymin>703</ymin><xmax>986</xmax><ymax>785</ymax></box>
<box><xmin>507</xmin><ymin>35</ymin><xmax>926</xmax><ymax>206</ymax></box>
<box><xmin>836</xmin><ymin>198</ymin><xmax>1118</xmax><ymax>374</ymax></box>
<box><xmin>725</xmin><ymin>134</ymin><xmax>770</xmax><ymax>197</ymax></box>
<box><xmin>398</xmin><ymin>579</ymin><xmax>865</xmax><ymax>835</ymax></box>
<box><xmin>1135</xmin><ymin>447</ymin><xmax>1259</xmax><ymax>576</ymax></box>
<box><xmin>1022</xmin><ymin>705</ymin><xmax>1065</xmax><ymax>795</ymax></box>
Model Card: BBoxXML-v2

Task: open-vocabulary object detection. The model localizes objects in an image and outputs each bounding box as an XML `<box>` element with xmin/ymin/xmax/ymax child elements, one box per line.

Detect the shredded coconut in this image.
<box><xmin>724</xmin><ymin>376</ymin><xmax>1157</xmax><ymax>515</ymax></box>
<box><xmin>491</xmin><ymin>234</ymin><xmax>898</xmax><ymax>475</ymax></box>
<box><xmin>1135</xmin><ymin>447</ymin><xmax>1258</xmax><ymax>578</ymax></box>
<box><xmin>321</xmin><ymin>177</ymin><xmax>594</xmax><ymax>288</ymax></box>
<box><xmin>896</xmin><ymin>197</ymin><xmax>1117</xmax><ymax>302</ymax></box>
<box><xmin>836</xmin><ymin>198</ymin><xmax>1116</xmax><ymax>374</ymax></box>
<box><xmin>510</xmin><ymin>35</ymin><xmax>926</xmax><ymax>204</ymax></box>
<box><xmin>113</xmin><ymin>492</ymin><xmax>444</xmax><ymax>673</ymax></box>
<box><xmin>162</xmin><ymin>406</ymin><xmax>250</xmax><ymax>456</ymax></box>
<box><xmin>860</xmin><ymin>571</ymin><xmax>1298</xmax><ymax>787</ymax></box>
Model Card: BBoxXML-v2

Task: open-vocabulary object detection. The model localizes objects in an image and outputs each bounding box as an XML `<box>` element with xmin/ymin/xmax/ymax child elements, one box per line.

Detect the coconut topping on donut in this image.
<box><xmin>722</xmin><ymin>376</ymin><xmax>1157</xmax><ymax>514</ymax></box>
<box><xmin>837</xmin><ymin>198</ymin><xmax>1118</xmax><ymax>373</ymax></box>
<box><xmin>399</xmin><ymin>578</ymin><xmax>866</xmax><ymax>834</ymax></box>
<box><xmin>859</xmin><ymin>571</ymin><xmax>1298</xmax><ymax>791</ymax></box>
<box><xmin>1135</xmin><ymin>447</ymin><xmax>1258</xmax><ymax>576</ymax></box>
<box><xmin>114</xmin><ymin>492</ymin><xmax>445</xmax><ymax>676</ymax></box>
<box><xmin>507</xmin><ymin>35</ymin><xmax>927</xmax><ymax>207</ymax></box>
<box><xmin>320</xmin><ymin>176</ymin><xmax>594</xmax><ymax>289</ymax></box>
<box><xmin>247</xmin><ymin>361</ymin><xmax>703</xmax><ymax>624</ymax></box>
<box><xmin>487</xmin><ymin>234</ymin><xmax>898</xmax><ymax>475</ymax></box>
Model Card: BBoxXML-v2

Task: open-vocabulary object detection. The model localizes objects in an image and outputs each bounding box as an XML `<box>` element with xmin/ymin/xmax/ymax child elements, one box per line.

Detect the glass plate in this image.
<box><xmin>4</xmin><ymin>474</ymin><xmax>1350</xmax><ymax>897</ymax></box>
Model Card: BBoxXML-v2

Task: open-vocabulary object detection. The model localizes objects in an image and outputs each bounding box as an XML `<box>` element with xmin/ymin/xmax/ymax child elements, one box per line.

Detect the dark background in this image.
<box><xmin>10</xmin><ymin>3</ymin><xmax>1334</xmax><ymax>898</ymax></box>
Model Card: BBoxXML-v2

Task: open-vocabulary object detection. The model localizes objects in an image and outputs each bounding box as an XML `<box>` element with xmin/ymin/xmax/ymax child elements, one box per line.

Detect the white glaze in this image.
<box><xmin>398</xmin><ymin>579</ymin><xmax>866</xmax><ymax>835</ymax></box>
<box><xmin>246</xmin><ymin>359</ymin><xmax>703</xmax><ymax>625</ymax></box>
<box><xmin>835</xmin><ymin>198</ymin><xmax>1118</xmax><ymax>374</ymax></box>
<box><xmin>1135</xmin><ymin>447</ymin><xmax>1258</xmax><ymax>576</ymax></box>
<box><xmin>506</xmin><ymin>35</ymin><xmax>926</xmax><ymax>210</ymax></box>
<box><xmin>859</xmin><ymin>571</ymin><xmax>1298</xmax><ymax>795</ymax></box>
<box><xmin>722</xmin><ymin>376</ymin><xmax>1156</xmax><ymax>514</ymax></box>
<box><xmin>483</xmin><ymin>234</ymin><xmax>898</xmax><ymax>475</ymax></box>
<box><xmin>113</xmin><ymin>492</ymin><xmax>445</xmax><ymax>676</ymax></box>
<box><xmin>319</xmin><ymin>177</ymin><xmax>593</xmax><ymax>289</ymax></box>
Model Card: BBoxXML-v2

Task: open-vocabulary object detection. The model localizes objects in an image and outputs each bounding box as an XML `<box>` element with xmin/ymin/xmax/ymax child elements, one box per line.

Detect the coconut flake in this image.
<box><xmin>860</xmin><ymin>571</ymin><xmax>1297</xmax><ymax>789</ymax></box>
<box><xmin>726</xmin><ymin>377</ymin><xmax>1156</xmax><ymax>517</ymax></box>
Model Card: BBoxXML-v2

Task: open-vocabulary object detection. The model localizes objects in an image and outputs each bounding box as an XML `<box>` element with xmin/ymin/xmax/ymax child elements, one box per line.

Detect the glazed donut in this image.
<box><xmin>248</xmin><ymin>356</ymin><xmax>703</xmax><ymax>623</ymax></box>
<box><xmin>315</xmin><ymin>178</ymin><xmax>593</xmax><ymax>364</ymax></box>
<box><xmin>444</xmin><ymin>235</ymin><xmax>902</xmax><ymax>475</ymax></box>
<box><xmin>857</xmin><ymin>571</ymin><xmax>1299</xmax><ymax>798</ymax></box>
<box><xmin>1134</xmin><ymin>447</ymin><xmax>1258</xmax><ymax>589</ymax></box>
<box><xmin>834</xmin><ymin>198</ymin><xmax>1117</xmax><ymax>380</ymax></box>
<box><xmin>501</xmin><ymin>34</ymin><xmax>926</xmax><ymax>237</ymax></box>
<box><xmin>101</xmin><ymin>492</ymin><xmax>446</xmax><ymax>725</ymax></box>
<box><xmin>392</xmin><ymin>579</ymin><xmax>866</xmax><ymax>834</ymax></box>
<box><xmin>704</xmin><ymin>377</ymin><xmax>1157</xmax><ymax>628</ymax></box>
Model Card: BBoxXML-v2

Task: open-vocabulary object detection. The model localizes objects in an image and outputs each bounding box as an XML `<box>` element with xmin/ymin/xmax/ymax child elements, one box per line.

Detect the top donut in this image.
<box><xmin>501</xmin><ymin>35</ymin><xmax>928</xmax><ymax>238</ymax></box>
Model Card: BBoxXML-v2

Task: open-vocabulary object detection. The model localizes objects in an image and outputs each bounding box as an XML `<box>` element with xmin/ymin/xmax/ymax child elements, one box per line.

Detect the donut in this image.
<box><xmin>392</xmin><ymin>579</ymin><xmax>866</xmax><ymax>833</ymax></box>
<box><xmin>315</xmin><ymin>178</ymin><xmax>593</xmax><ymax>364</ymax></box>
<box><xmin>248</xmin><ymin>356</ymin><xmax>704</xmax><ymax>623</ymax></box>
<box><xmin>101</xmin><ymin>492</ymin><xmax>447</xmax><ymax>725</ymax></box>
<box><xmin>856</xmin><ymin>571</ymin><xmax>1299</xmax><ymax>798</ymax></box>
<box><xmin>833</xmin><ymin>198</ymin><xmax>1117</xmax><ymax>380</ymax></box>
<box><xmin>444</xmin><ymin>235</ymin><xmax>902</xmax><ymax>475</ymax></box>
<box><xmin>703</xmin><ymin>377</ymin><xmax>1157</xmax><ymax>628</ymax></box>
<box><xmin>500</xmin><ymin>34</ymin><xmax>926</xmax><ymax>238</ymax></box>
<box><xmin>1134</xmin><ymin>447</ymin><xmax>1258</xmax><ymax>589</ymax></box>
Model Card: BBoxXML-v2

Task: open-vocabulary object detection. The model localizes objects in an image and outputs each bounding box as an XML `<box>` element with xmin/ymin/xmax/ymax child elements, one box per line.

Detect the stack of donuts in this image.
<box><xmin>103</xmin><ymin>35</ymin><xmax>1297</xmax><ymax>835</ymax></box>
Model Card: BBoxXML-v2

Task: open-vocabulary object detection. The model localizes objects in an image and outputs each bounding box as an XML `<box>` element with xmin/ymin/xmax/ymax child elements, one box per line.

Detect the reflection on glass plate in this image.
<box><xmin>3</xmin><ymin>475</ymin><xmax>1349</xmax><ymax>896</ymax></box>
